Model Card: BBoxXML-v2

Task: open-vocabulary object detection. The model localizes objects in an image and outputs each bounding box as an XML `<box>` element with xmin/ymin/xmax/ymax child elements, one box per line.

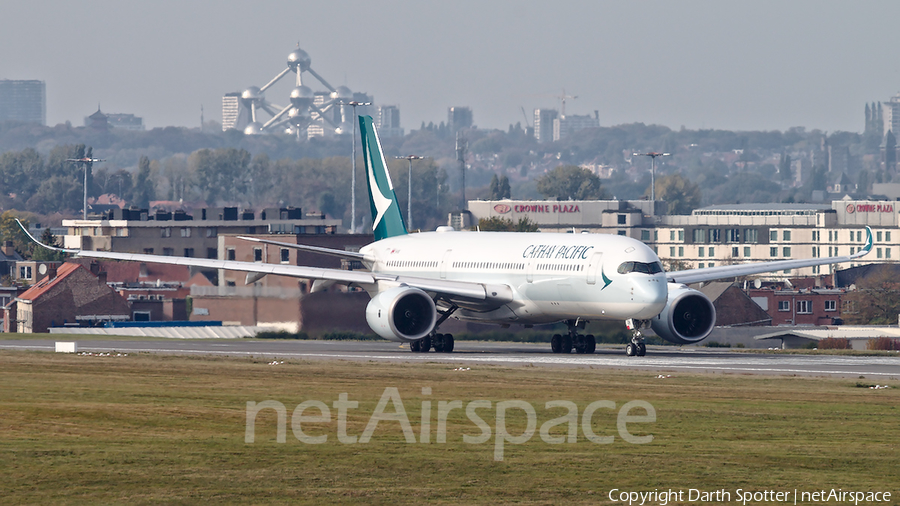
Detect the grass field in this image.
<box><xmin>1</xmin><ymin>350</ymin><xmax>897</xmax><ymax>505</ymax></box>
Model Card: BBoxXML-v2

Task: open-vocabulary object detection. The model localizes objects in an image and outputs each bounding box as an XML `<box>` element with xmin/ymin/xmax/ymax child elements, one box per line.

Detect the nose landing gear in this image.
<box><xmin>625</xmin><ymin>318</ymin><xmax>648</xmax><ymax>357</ymax></box>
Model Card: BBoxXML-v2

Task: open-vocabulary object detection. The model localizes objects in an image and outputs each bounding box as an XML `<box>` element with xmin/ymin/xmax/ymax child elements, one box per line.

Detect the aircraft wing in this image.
<box><xmin>19</xmin><ymin>220</ymin><xmax>509</xmax><ymax>304</ymax></box>
<box><xmin>236</xmin><ymin>236</ymin><xmax>366</xmax><ymax>261</ymax></box>
<box><xmin>666</xmin><ymin>226</ymin><xmax>873</xmax><ymax>285</ymax></box>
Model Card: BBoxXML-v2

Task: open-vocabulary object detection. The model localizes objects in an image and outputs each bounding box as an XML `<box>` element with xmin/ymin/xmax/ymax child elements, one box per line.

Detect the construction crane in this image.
<box><xmin>557</xmin><ymin>88</ymin><xmax>578</xmax><ymax>117</ymax></box>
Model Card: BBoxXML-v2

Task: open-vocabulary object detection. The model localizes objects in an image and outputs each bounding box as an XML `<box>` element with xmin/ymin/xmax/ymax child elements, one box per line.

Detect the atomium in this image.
<box><xmin>223</xmin><ymin>45</ymin><xmax>372</xmax><ymax>140</ymax></box>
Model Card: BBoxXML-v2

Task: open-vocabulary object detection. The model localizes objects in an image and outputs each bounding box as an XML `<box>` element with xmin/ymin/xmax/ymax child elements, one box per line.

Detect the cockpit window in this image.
<box><xmin>617</xmin><ymin>261</ymin><xmax>663</xmax><ymax>275</ymax></box>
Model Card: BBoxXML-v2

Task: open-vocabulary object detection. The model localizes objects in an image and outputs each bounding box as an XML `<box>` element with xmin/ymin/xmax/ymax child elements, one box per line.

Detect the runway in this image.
<box><xmin>2</xmin><ymin>338</ymin><xmax>898</xmax><ymax>379</ymax></box>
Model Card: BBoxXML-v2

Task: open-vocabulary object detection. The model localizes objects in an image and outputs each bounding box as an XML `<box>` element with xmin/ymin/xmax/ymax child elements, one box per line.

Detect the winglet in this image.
<box><xmin>358</xmin><ymin>115</ymin><xmax>407</xmax><ymax>241</ymax></box>
<box><xmin>851</xmin><ymin>226</ymin><xmax>874</xmax><ymax>259</ymax></box>
<box><xmin>16</xmin><ymin>219</ymin><xmax>70</xmax><ymax>252</ymax></box>
<box><xmin>863</xmin><ymin>226</ymin><xmax>873</xmax><ymax>253</ymax></box>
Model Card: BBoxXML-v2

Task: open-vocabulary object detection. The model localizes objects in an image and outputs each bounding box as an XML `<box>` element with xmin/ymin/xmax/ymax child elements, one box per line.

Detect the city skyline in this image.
<box><xmin>3</xmin><ymin>0</ymin><xmax>900</xmax><ymax>133</ymax></box>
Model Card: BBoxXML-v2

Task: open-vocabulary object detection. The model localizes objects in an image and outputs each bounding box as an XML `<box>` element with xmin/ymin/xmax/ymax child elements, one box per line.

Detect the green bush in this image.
<box><xmin>254</xmin><ymin>330</ymin><xmax>309</xmax><ymax>340</ymax></box>
<box><xmin>704</xmin><ymin>341</ymin><xmax>731</xmax><ymax>348</ymax></box>
<box><xmin>252</xmin><ymin>330</ymin><xmax>384</xmax><ymax>341</ymax></box>
<box><xmin>319</xmin><ymin>331</ymin><xmax>384</xmax><ymax>341</ymax></box>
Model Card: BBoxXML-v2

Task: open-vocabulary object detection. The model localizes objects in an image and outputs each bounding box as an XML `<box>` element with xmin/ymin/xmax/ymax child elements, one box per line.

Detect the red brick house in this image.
<box><xmin>746</xmin><ymin>287</ymin><xmax>845</xmax><ymax>326</ymax></box>
<box><xmin>16</xmin><ymin>263</ymin><xmax>130</xmax><ymax>333</ymax></box>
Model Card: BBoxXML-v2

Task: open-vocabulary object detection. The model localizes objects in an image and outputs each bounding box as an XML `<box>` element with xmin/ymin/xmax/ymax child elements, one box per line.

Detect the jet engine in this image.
<box><xmin>650</xmin><ymin>284</ymin><xmax>716</xmax><ymax>344</ymax></box>
<box><xmin>365</xmin><ymin>286</ymin><xmax>437</xmax><ymax>342</ymax></box>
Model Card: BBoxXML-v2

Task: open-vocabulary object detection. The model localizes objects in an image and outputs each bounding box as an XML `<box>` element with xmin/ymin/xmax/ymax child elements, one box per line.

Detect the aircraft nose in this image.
<box><xmin>632</xmin><ymin>275</ymin><xmax>668</xmax><ymax>317</ymax></box>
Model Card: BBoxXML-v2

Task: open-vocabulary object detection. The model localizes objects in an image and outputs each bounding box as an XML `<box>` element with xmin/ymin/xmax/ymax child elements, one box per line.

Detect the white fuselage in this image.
<box><xmin>360</xmin><ymin>229</ymin><xmax>668</xmax><ymax>325</ymax></box>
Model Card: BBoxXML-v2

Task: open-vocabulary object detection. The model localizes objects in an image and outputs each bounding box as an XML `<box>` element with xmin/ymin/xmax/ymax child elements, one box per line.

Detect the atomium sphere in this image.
<box><xmin>335</xmin><ymin>121</ymin><xmax>354</xmax><ymax>135</ymax></box>
<box><xmin>290</xmin><ymin>85</ymin><xmax>314</xmax><ymax>104</ymax></box>
<box><xmin>331</xmin><ymin>85</ymin><xmax>353</xmax><ymax>101</ymax></box>
<box><xmin>242</xmin><ymin>86</ymin><xmax>263</xmax><ymax>101</ymax></box>
<box><xmin>287</xmin><ymin>48</ymin><xmax>311</xmax><ymax>72</ymax></box>
<box><xmin>244</xmin><ymin>122</ymin><xmax>263</xmax><ymax>135</ymax></box>
<box><xmin>288</xmin><ymin>107</ymin><xmax>310</xmax><ymax>120</ymax></box>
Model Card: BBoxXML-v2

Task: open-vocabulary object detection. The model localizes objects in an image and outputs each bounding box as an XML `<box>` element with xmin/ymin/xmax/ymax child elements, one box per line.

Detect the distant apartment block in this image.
<box><xmin>553</xmin><ymin>112</ymin><xmax>599</xmax><ymax>141</ymax></box>
<box><xmin>376</xmin><ymin>105</ymin><xmax>403</xmax><ymax>138</ymax></box>
<box><xmin>107</xmin><ymin>113</ymin><xmax>144</xmax><ymax>131</ymax></box>
<box><xmin>0</xmin><ymin>79</ymin><xmax>46</xmax><ymax>125</ymax></box>
<box><xmin>533</xmin><ymin>108</ymin><xmax>558</xmax><ymax>143</ymax></box>
<box><xmin>448</xmin><ymin>106</ymin><xmax>473</xmax><ymax>133</ymax></box>
<box><xmin>62</xmin><ymin>206</ymin><xmax>341</xmax><ymax>260</ymax></box>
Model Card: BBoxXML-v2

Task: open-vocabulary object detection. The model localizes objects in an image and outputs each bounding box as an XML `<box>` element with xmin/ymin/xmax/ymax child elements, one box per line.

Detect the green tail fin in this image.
<box><xmin>359</xmin><ymin>115</ymin><xmax>407</xmax><ymax>240</ymax></box>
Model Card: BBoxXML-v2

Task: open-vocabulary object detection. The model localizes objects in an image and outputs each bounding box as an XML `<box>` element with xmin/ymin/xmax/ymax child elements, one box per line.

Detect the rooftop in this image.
<box><xmin>693</xmin><ymin>203</ymin><xmax>831</xmax><ymax>216</ymax></box>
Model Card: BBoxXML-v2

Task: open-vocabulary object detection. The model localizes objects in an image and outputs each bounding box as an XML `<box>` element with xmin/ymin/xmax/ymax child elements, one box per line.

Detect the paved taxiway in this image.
<box><xmin>1</xmin><ymin>339</ymin><xmax>898</xmax><ymax>379</ymax></box>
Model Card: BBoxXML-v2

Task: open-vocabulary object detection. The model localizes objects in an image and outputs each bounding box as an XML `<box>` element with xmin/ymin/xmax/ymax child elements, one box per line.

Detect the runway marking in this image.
<box><xmin>3</xmin><ymin>343</ymin><xmax>897</xmax><ymax>378</ymax></box>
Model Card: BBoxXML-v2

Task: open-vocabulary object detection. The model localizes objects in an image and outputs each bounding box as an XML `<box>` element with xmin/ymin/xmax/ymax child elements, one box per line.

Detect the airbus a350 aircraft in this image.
<box><xmin>22</xmin><ymin>115</ymin><xmax>872</xmax><ymax>356</ymax></box>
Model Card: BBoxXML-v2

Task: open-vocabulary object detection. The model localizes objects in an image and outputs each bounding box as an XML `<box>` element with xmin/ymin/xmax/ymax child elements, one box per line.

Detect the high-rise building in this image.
<box><xmin>883</xmin><ymin>93</ymin><xmax>900</xmax><ymax>136</ymax></box>
<box><xmin>221</xmin><ymin>92</ymin><xmax>245</xmax><ymax>131</ymax></box>
<box><xmin>448</xmin><ymin>106</ymin><xmax>473</xmax><ymax>133</ymax></box>
<box><xmin>0</xmin><ymin>79</ymin><xmax>46</xmax><ymax>125</ymax></box>
<box><xmin>552</xmin><ymin>112</ymin><xmax>599</xmax><ymax>141</ymax></box>
<box><xmin>376</xmin><ymin>105</ymin><xmax>403</xmax><ymax>137</ymax></box>
<box><xmin>533</xmin><ymin>108</ymin><xmax>557</xmax><ymax>143</ymax></box>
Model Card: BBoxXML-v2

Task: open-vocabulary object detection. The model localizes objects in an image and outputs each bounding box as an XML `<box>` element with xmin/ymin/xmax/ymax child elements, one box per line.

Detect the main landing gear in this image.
<box><xmin>410</xmin><ymin>333</ymin><xmax>455</xmax><ymax>353</ymax></box>
<box><xmin>624</xmin><ymin>318</ymin><xmax>647</xmax><ymax>357</ymax></box>
<box><xmin>550</xmin><ymin>320</ymin><xmax>596</xmax><ymax>354</ymax></box>
<box><xmin>409</xmin><ymin>302</ymin><xmax>457</xmax><ymax>353</ymax></box>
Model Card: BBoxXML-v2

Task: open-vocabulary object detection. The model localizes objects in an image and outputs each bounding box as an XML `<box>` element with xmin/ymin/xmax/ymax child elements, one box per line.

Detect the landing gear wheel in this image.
<box><xmin>410</xmin><ymin>340</ymin><xmax>421</xmax><ymax>352</ymax></box>
<box><xmin>626</xmin><ymin>343</ymin><xmax>636</xmax><ymax>356</ymax></box>
<box><xmin>585</xmin><ymin>334</ymin><xmax>596</xmax><ymax>354</ymax></box>
<box><xmin>433</xmin><ymin>334</ymin><xmax>445</xmax><ymax>353</ymax></box>
<box><xmin>637</xmin><ymin>343</ymin><xmax>646</xmax><ymax>356</ymax></box>
<box><xmin>561</xmin><ymin>335</ymin><xmax>573</xmax><ymax>354</ymax></box>
<box><xmin>418</xmin><ymin>336</ymin><xmax>431</xmax><ymax>353</ymax></box>
<box><xmin>551</xmin><ymin>334</ymin><xmax>562</xmax><ymax>353</ymax></box>
<box><xmin>574</xmin><ymin>334</ymin><xmax>586</xmax><ymax>354</ymax></box>
<box><xmin>443</xmin><ymin>334</ymin><xmax>454</xmax><ymax>353</ymax></box>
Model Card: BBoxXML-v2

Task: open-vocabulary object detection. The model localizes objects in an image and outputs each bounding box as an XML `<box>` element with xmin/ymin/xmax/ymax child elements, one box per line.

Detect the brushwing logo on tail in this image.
<box><xmin>359</xmin><ymin>115</ymin><xmax>406</xmax><ymax>240</ymax></box>
<box><xmin>366</xmin><ymin>131</ymin><xmax>394</xmax><ymax>230</ymax></box>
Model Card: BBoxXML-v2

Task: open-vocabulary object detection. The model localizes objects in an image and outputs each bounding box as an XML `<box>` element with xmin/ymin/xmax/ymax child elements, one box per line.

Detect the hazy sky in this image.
<box><xmin>4</xmin><ymin>0</ymin><xmax>899</xmax><ymax>133</ymax></box>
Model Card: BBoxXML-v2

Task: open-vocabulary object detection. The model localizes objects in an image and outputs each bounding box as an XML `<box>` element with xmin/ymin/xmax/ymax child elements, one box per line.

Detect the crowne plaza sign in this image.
<box><xmin>836</xmin><ymin>200</ymin><xmax>898</xmax><ymax>227</ymax></box>
<box><xmin>845</xmin><ymin>203</ymin><xmax>894</xmax><ymax>214</ymax></box>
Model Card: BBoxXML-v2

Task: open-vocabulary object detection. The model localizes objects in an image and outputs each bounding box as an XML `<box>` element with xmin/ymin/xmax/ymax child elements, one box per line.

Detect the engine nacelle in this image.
<box><xmin>365</xmin><ymin>286</ymin><xmax>437</xmax><ymax>342</ymax></box>
<box><xmin>650</xmin><ymin>284</ymin><xmax>716</xmax><ymax>344</ymax></box>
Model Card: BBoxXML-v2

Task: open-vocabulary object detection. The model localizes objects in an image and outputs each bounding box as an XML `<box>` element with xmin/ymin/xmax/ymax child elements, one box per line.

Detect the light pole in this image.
<box><xmin>395</xmin><ymin>155</ymin><xmax>423</xmax><ymax>231</ymax></box>
<box><xmin>346</xmin><ymin>100</ymin><xmax>370</xmax><ymax>233</ymax></box>
<box><xmin>632</xmin><ymin>151</ymin><xmax>670</xmax><ymax>214</ymax></box>
<box><xmin>67</xmin><ymin>149</ymin><xmax>104</xmax><ymax>220</ymax></box>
